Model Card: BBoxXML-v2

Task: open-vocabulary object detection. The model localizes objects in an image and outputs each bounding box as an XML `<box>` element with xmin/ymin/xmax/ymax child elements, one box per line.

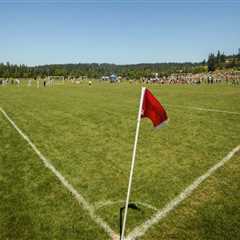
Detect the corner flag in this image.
<box><xmin>121</xmin><ymin>87</ymin><xmax>168</xmax><ymax>240</ymax></box>
<box><xmin>141</xmin><ymin>88</ymin><xmax>168</xmax><ymax>128</ymax></box>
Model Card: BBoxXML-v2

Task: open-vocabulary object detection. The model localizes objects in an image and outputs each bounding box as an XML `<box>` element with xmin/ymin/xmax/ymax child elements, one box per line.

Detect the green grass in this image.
<box><xmin>0</xmin><ymin>82</ymin><xmax>239</xmax><ymax>239</ymax></box>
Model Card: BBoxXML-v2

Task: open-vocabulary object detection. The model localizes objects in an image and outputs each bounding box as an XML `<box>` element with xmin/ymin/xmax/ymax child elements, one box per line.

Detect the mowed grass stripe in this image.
<box><xmin>0</xmin><ymin>108</ymin><xmax>117</xmax><ymax>239</ymax></box>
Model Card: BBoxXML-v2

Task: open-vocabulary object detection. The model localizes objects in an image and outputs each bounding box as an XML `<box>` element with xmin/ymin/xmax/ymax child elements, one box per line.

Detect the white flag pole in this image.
<box><xmin>121</xmin><ymin>86</ymin><xmax>146</xmax><ymax>240</ymax></box>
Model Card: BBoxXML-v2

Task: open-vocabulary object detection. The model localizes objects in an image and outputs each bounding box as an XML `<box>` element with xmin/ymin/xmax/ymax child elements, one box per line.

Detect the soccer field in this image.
<box><xmin>0</xmin><ymin>82</ymin><xmax>240</xmax><ymax>240</ymax></box>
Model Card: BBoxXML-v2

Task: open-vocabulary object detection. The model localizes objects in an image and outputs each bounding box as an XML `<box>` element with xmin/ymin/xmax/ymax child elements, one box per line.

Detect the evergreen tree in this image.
<box><xmin>217</xmin><ymin>50</ymin><xmax>221</xmax><ymax>64</ymax></box>
<box><xmin>220</xmin><ymin>52</ymin><xmax>226</xmax><ymax>63</ymax></box>
<box><xmin>207</xmin><ymin>53</ymin><xmax>216</xmax><ymax>72</ymax></box>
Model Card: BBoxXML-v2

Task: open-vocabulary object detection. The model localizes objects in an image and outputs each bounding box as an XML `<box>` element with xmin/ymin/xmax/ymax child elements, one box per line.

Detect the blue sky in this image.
<box><xmin>0</xmin><ymin>0</ymin><xmax>240</xmax><ymax>65</ymax></box>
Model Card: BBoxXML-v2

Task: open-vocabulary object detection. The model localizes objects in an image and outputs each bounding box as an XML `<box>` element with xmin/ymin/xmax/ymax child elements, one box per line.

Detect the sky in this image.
<box><xmin>0</xmin><ymin>0</ymin><xmax>240</xmax><ymax>65</ymax></box>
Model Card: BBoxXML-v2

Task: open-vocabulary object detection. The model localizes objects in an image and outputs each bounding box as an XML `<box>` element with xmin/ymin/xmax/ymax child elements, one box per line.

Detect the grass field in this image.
<box><xmin>0</xmin><ymin>82</ymin><xmax>240</xmax><ymax>240</ymax></box>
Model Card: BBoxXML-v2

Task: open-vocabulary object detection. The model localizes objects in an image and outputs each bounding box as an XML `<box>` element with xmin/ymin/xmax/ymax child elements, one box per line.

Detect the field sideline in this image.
<box><xmin>0</xmin><ymin>82</ymin><xmax>240</xmax><ymax>240</ymax></box>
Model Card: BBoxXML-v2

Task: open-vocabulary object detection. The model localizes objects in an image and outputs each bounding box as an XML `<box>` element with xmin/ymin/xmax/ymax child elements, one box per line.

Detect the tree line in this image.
<box><xmin>0</xmin><ymin>51</ymin><xmax>239</xmax><ymax>79</ymax></box>
<box><xmin>0</xmin><ymin>62</ymin><xmax>206</xmax><ymax>79</ymax></box>
<box><xmin>207</xmin><ymin>50</ymin><xmax>240</xmax><ymax>71</ymax></box>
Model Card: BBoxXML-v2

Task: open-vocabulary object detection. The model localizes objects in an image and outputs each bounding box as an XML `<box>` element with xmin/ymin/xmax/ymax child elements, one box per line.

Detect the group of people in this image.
<box><xmin>0</xmin><ymin>78</ymin><xmax>20</xmax><ymax>86</ymax></box>
<box><xmin>141</xmin><ymin>72</ymin><xmax>240</xmax><ymax>85</ymax></box>
<box><xmin>0</xmin><ymin>77</ymin><xmax>50</xmax><ymax>87</ymax></box>
<box><xmin>1</xmin><ymin>72</ymin><xmax>239</xmax><ymax>87</ymax></box>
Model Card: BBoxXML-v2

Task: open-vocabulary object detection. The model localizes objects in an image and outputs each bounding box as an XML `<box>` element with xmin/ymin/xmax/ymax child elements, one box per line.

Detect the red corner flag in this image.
<box><xmin>141</xmin><ymin>88</ymin><xmax>168</xmax><ymax>128</ymax></box>
<box><xmin>121</xmin><ymin>87</ymin><xmax>168</xmax><ymax>239</ymax></box>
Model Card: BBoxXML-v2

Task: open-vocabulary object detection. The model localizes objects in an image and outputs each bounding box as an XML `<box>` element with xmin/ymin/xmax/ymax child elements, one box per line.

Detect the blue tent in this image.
<box><xmin>110</xmin><ymin>74</ymin><xmax>117</xmax><ymax>82</ymax></box>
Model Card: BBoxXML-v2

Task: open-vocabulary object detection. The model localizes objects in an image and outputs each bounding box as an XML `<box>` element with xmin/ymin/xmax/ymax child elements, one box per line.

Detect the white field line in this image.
<box><xmin>94</xmin><ymin>200</ymin><xmax>158</xmax><ymax>211</ymax></box>
<box><xmin>165</xmin><ymin>104</ymin><xmax>240</xmax><ymax>115</ymax></box>
<box><xmin>0</xmin><ymin>107</ymin><xmax>117</xmax><ymax>239</ymax></box>
<box><xmin>126</xmin><ymin>145</ymin><xmax>240</xmax><ymax>240</ymax></box>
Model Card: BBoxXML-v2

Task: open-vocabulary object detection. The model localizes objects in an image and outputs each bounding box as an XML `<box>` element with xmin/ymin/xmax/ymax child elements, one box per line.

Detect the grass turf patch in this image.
<box><xmin>0</xmin><ymin>82</ymin><xmax>239</xmax><ymax>239</ymax></box>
